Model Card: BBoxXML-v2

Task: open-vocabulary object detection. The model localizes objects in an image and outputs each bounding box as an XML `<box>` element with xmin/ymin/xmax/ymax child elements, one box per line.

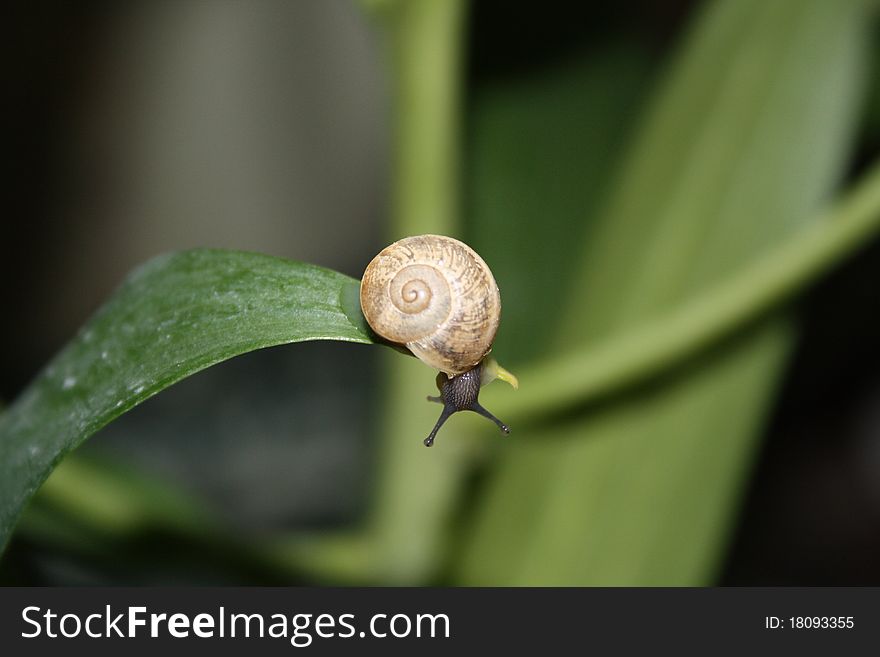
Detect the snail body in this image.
<box><xmin>360</xmin><ymin>235</ymin><xmax>516</xmax><ymax>446</ymax></box>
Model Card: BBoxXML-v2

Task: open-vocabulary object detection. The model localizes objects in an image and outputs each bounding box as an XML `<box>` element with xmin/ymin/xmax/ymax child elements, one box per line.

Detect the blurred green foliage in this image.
<box><xmin>461</xmin><ymin>0</ymin><xmax>872</xmax><ymax>584</ymax></box>
<box><xmin>2</xmin><ymin>0</ymin><xmax>880</xmax><ymax>585</ymax></box>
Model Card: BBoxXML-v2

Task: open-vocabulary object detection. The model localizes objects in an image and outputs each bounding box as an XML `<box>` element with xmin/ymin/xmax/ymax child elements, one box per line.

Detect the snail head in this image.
<box><xmin>424</xmin><ymin>360</ymin><xmax>510</xmax><ymax>447</ymax></box>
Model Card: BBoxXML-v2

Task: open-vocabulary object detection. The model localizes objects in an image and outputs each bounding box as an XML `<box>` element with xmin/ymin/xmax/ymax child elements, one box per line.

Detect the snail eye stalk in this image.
<box><xmin>424</xmin><ymin>362</ymin><xmax>510</xmax><ymax>447</ymax></box>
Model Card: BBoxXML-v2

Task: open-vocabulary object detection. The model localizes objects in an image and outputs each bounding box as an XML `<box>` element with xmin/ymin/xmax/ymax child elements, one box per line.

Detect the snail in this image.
<box><xmin>360</xmin><ymin>234</ymin><xmax>517</xmax><ymax>447</ymax></box>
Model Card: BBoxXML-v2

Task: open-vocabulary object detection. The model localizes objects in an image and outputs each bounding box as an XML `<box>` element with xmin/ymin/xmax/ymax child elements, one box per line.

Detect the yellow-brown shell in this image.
<box><xmin>360</xmin><ymin>235</ymin><xmax>501</xmax><ymax>376</ymax></box>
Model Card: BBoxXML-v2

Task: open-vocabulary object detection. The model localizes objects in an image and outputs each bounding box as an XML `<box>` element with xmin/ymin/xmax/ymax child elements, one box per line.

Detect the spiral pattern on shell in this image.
<box><xmin>360</xmin><ymin>235</ymin><xmax>501</xmax><ymax>376</ymax></box>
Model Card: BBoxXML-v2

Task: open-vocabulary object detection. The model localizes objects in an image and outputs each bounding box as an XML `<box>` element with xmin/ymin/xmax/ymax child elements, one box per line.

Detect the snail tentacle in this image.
<box><xmin>469</xmin><ymin>401</ymin><xmax>510</xmax><ymax>434</ymax></box>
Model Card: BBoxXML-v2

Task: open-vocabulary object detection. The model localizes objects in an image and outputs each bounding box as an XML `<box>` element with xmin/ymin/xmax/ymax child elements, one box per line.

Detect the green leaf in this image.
<box><xmin>0</xmin><ymin>248</ymin><xmax>374</xmax><ymax>553</ymax></box>
<box><xmin>459</xmin><ymin>0</ymin><xmax>872</xmax><ymax>585</ymax></box>
<box><xmin>481</xmin><ymin>161</ymin><xmax>880</xmax><ymax>422</ymax></box>
<box><xmin>467</xmin><ymin>43</ymin><xmax>654</xmax><ymax>364</ymax></box>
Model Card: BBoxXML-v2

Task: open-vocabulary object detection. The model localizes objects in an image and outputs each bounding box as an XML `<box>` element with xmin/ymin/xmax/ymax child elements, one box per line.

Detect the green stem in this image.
<box><xmin>386</xmin><ymin>0</ymin><xmax>463</xmax><ymax>236</ymax></box>
<box><xmin>367</xmin><ymin>0</ymin><xmax>469</xmax><ymax>584</ymax></box>
<box><xmin>482</xmin><ymin>160</ymin><xmax>880</xmax><ymax>421</ymax></box>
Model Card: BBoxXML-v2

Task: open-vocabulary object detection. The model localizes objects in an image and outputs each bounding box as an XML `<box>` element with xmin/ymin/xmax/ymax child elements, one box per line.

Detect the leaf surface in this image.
<box><xmin>0</xmin><ymin>248</ymin><xmax>374</xmax><ymax>551</ymax></box>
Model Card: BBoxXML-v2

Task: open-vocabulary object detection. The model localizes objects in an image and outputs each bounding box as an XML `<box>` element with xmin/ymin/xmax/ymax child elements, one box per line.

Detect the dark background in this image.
<box><xmin>2</xmin><ymin>0</ymin><xmax>879</xmax><ymax>585</ymax></box>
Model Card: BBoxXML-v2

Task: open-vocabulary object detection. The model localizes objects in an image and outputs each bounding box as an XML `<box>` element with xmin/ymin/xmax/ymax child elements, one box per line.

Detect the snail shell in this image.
<box><xmin>360</xmin><ymin>234</ymin><xmax>501</xmax><ymax>377</ymax></box>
